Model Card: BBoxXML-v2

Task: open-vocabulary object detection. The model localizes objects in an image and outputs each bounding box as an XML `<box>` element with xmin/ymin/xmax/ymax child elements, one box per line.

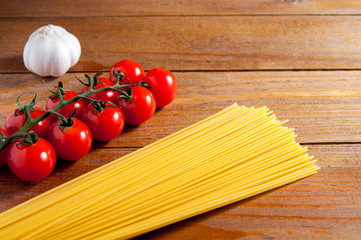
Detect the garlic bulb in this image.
<box><xmin>23</xmin><ymin>24</ymin><xmax>81</xmax><ymax>77</ymax></box>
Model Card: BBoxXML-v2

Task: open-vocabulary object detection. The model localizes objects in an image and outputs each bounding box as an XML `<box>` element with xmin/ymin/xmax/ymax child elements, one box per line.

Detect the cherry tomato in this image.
<box><xmin>5</xmin><ymin>107</ymin><xmax>51</xmax><ymax>139</ymax></box>
<box><xmin>81</xmin><ymin>103</ymin><xmax>125</xmax><ymax>142</ymax></box>
<box><xmin>0</xmin><ymin>128</ymin><xmax>10</xmax><ymax>168</ymax></box>
<box><xmin>46</xmin><ymin>90</ymin><xmax>85</xmax><ymax>121</ymax></box>
<box><xmin>115</xmin><ymin>86</ymin><xmax>156</xmax><ymax>125</ymax></box>
<box><xmin>145</xmin><ymin>68</ymin><xmax>177</xmax><ymax>107</ymax></box>
<box><xmin>7</xmin><ymin>138</ymin><xmax>56</xmax><ymax>182</ymax></box>
<box><xmin>47</xmin><ymin>118</ymin><xmax>92</xmax><ymax>161</ymax></box>
<box><xmin>110</xmin><ymin>60</ymin><xmax>145</xmax><ymax>84</ymax></box>
<box><xmin>82</xmin><ymin>77</ymin><xmax>119</xmax><ymax>103</ymax></box>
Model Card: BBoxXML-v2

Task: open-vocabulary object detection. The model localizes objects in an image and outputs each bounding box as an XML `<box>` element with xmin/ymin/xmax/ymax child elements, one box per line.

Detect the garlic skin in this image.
<box><xmin>23</xmin><ymin>24</ymin><xmax>81</xmax><ymax>77</ymax></box>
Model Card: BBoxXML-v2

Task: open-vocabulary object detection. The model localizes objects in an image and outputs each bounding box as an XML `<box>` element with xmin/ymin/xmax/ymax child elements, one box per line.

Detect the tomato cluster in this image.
<box><xmin>110</xmin><ymin>60</ymin><xmax>177</xmax><ymax>124</ymax></box>
<box><xmin>0</xmin><ymin>60</ymin><xmax>177</xmax><ymax>182</ymax></box>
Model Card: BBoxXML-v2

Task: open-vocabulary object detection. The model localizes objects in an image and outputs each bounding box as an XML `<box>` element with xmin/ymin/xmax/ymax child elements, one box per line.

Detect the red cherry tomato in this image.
<box><xmin>5</xmin><ymin>107</ymin><xmax>51</xmax><ymax>139</ymax></box>
<box><xmin>115</xmin><ymin>86</ymin><xmax>156</xmax><ymax>125</ymax></box>
<box><xmin>7</xmin><ymin>138</ymin><xmax>56</xmax><ymax>182</ymax></box>
<box><xmin>82</xmin><ymin>78</ymin><xmax>119</xmax><ymax>103</ymax></box>
<box><xmin>81</xmin><ymin>103</ymin><xmax>125</xmax><ymax>142</ymax></box>
<box><xmin>110</xmin><ymin>60</ymin><xmax>145</xmax><ymax>85</ymax></box>
<box><xmin>46</xmin><ymin>90</ymin><xmax>85</xmax><ymax>121</ymax></box>
<box><xmin>145</xmin><ymin>68</ymin><xmax>177</xmax><ymax>107</ymax></box>
<box><xmin>0</xmin><ymin>128</ymin><xmax>10</xmax><ymax>168</ymax></box>
<box><xmin>47</xmin><ymin>118</ymin><xmax>92</xmax><ymax>161</ymax></box>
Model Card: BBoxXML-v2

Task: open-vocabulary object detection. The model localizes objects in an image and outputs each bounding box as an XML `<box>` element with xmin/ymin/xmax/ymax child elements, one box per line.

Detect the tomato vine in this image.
<box><xmin>0</xmin><ymin>70</ymin><xmax>137</xmax><ymax>151</ymax></box>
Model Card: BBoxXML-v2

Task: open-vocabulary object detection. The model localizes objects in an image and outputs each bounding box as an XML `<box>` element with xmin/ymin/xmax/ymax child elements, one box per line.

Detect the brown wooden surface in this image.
<box><xmin>3</xmin><ymin>16</ymin><xmax>361</xmax><ymax>73</ymax></box>
<box><xmin>2</xmin><ymin>0</ymin><xmax>361</xmax><ymax>16</ymax></box>
<box><xmin>1</xmin><ymin>1</ymin><xmax>361</xmax><ymax>239</ymax></box>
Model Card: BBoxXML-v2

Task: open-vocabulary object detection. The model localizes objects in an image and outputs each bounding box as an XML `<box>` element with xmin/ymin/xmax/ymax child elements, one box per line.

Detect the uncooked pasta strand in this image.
<box><xmin>0</xmin><ymin>104</ymin><xmax>319</xmax><ymax>240</ymax></box>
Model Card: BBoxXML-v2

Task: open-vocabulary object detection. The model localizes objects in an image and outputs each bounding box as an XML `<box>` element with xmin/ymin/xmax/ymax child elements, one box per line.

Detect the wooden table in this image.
<box><xmin>1</xmin><ymin>1</ymin><xmax>360</xmax><ymax>239</ymax></box>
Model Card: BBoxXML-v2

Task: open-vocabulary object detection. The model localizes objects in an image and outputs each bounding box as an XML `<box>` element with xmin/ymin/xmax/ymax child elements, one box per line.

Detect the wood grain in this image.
<box><xmin>1</xmin><ymin>71</ymin><xmax>360</xmax><ymax>144</ymax></box>
<box><xmin>136</xmin><ymin>167</ymin><xmax>361</xmax><ymax>240</ymax></box>
<box><xmin>136</xmin><ymin>164</ymin><xmax>361</xmax><ymax>240</ymax></box>
<box><xmin>2</xmin><ymin>16</ymin><xmax>361</xmax><ymax>73</ymax></box>
<box><xmin>1</xmin><ymin>71</ymin><xmax>359</xmax><ymax>239</ymax></box>
<box><xmin>2</xmin><ymin>0</ymin><xmax>361</xmax><ymax>17</ymax></box>
<box><xmin>0</xmin><ymin>145</ymin><xmax>360</xmax><ymax>239</ymax></box>
<box><xmin>1</xmin><ymin>1</ymin><xmax>360</xmax><ymax>239</ymax></box>
<box><xmin>1</xmin><ymin>142</ymin><xmax>359</xmax><ymax>210</ymax></box>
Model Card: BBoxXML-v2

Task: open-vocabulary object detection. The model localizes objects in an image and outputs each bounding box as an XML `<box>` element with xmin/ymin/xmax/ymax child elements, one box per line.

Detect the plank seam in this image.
<box><xmin>2</xmin><ymin>14</ymin><xmax>361</xmax><ymax>18</ymax></box>
<box><xmin>99</xmin><ymin>142</ymin><xmax>361</xmax><ymax>149</ymax></box>
<box><xmin>4</xmin><ymin>69</ymin><xmax>361</xmax><ymax>74</ymax></box>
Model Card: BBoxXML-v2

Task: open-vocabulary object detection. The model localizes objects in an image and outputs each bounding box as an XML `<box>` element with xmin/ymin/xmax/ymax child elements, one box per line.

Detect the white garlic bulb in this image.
<box><xmin>23</xmin><ymin>24</ymin><xmax>81</xmax><ymax>77</ymax></box>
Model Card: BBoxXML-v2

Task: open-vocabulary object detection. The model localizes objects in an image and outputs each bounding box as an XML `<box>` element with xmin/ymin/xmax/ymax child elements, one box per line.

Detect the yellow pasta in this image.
<box><xmin>0</xmin><ymin>104</ymin><xmax>319</xmax><ymax>240</ymax></box>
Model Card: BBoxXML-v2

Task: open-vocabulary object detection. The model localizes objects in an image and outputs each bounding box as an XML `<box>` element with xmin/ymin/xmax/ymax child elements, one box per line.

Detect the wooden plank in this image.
<box><xmin>2</xmin><ymin>16</ymin><xmax>361</xmax><ymax>72</ymax></box>
<box><xmin>136</xmin><ymin>166</ymin><xmax>361</xmax><ymax>240</ymax></box>
<box><xmin>1</xmin><ymin>143</ymin><xmax>359</xmax><ymax>209</ymax></box>
<box><xmin>1</xmin><ymin>71</ymin><xmax>360</xmax><ymax>144</ymax></box>
<box><xmin>0</xmin><ymin>144</ymin><xmax>360</xmax><ymax>239</ymax></box>
<box><xmin>2</xmin><ymin>0</ymin><xmax>361</xmax><ymax>17</ymax></box>
<box><xmin>0</xmin><ymin>147</ymin><xmax>137</xmax><ymax>212</ymax></box>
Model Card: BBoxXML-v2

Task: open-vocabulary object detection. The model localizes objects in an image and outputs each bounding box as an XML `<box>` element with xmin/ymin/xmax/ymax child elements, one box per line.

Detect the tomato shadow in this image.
<box><xmin>155</xmin><ymin>106</ymin><xmax>164</xmax><ymax>112</ymax></box>
<box><xmin>51</xmin><ymin>158</ymin><xmax>77</xmax><ymax>175</ymax></box>
<box><xmin>0</xmin><ymin>165</ymin><xmax>29</xmax><ymax>185</ymax></box>
<box><xmin>91</xmin><ymin>123</ymin><xmax>140</xmax><ymax>148</ymax></box>
<box><xmin>123</xmin><ymin>123</ymin><xmax>141</xmax><ymax>131</ymax></box>
<box><xmin>115</xmin><ymin>123</ymin><xmax>142</xmax><ymax>135</ymax></box>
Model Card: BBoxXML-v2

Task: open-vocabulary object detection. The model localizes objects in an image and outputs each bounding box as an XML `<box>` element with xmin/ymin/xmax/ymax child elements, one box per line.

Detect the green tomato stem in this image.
<box><xmin>0</xmin><ymin>74</ymin><xmax>137</xmax><ymax>151</ymax></box>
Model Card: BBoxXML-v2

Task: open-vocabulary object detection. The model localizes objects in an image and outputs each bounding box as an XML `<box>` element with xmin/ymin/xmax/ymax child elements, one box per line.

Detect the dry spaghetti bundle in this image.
<box><xmin>0</xmin><ymin>104</ymin><xmax>319</xmax><ymax>240</ymax></box>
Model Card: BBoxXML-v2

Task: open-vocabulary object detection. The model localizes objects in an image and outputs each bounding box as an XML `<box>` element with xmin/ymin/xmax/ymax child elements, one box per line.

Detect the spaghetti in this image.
<box><xmin>0</xmin><ymin>104</ymin><xmax>319</xmax><ymax>239</ymax></box>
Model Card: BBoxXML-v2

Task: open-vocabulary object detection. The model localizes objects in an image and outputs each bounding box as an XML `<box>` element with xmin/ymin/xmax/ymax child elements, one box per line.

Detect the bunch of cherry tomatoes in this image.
<box><xmin>0</xmin><ymin>60</ymin><xmax>177</xmax><ymax>182</ymax></box>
